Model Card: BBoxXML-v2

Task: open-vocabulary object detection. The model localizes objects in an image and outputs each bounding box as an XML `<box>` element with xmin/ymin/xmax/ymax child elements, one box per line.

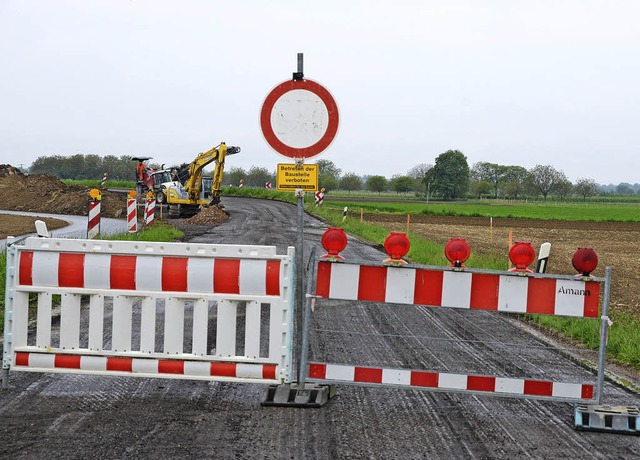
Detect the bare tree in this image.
<box><xmin>527</xmin><ymin>165</ymin><xmax>567</xmax><ymax>199</ymax></box>
<box><xmin>555</xmin><ymin>178</ymin><xmax>573</xmax><ymax>200</ymax></box>
<box><xmin>574</xmin><ymin>178</ymin><xmax>599</xmax><ymax>201</ymax></box>
<box><xmin>407</xmin><ymin>163</ymin><xmax>432</xmax><ymax>194</ymax></box>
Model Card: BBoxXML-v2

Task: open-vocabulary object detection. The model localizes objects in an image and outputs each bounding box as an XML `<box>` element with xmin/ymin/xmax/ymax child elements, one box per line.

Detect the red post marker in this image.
<box><xmin>127</xmin><ymin>198</ymin><xmax>137</xmax><ymax>233</ymax></box>
<box><xmin>145</xmin><ymin>198</ymin><xmax>156</xmax><ymax>225</ymax></box>
<box><xmin>87</xmin><ymin>200</ymin><xmax>101</xmax><ymax>239</ymax></box>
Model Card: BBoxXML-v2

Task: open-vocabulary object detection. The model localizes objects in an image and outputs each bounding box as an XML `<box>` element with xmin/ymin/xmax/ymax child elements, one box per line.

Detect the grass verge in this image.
<box><xmin>102</xmin><ymin>220</ymin><xmax>183</xmax><ymax>241</ymax></box>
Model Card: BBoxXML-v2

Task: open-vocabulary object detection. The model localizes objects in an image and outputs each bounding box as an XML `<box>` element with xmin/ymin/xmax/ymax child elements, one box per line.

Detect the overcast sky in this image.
<box><xmin>1</xmin><ymin>1</ymin><xmax>639</xmax><ymax>184</ymax></box>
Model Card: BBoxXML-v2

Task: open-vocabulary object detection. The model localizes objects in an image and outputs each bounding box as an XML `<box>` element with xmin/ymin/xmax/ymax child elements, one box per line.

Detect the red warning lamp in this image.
<box><xmin>572</xmin><ymin>248</ymin><xmax>598</xmax><ymax>276</ymax></box>
<box><xmin>509</xmin><ymin>242</ymin><xmax>535</xmax><ymax>272</ymax></box>
<box><xmin>444</xmin><ymin>238</ymin><xmax>470</xmax><ymax>268</ymax></box>
<box><xmin>321</xmin><ymin>227</ymin><xmax>347</xmax><ymax>260</ymax></box>
<box><xmin>383</xmin><ymin>232</ymin><xmax>410</xmax><ymax>264</ymax></box>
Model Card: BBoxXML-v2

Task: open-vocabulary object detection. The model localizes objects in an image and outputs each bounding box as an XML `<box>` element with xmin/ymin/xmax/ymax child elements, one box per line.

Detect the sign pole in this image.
<box><xmin>259</xmin><ymin>52</ymin><xmax>339</xmax><ymax>404</ymax></box>
<box><xmin>294</xmin><ymin>53</ymin><xmax>305</xmax><ymax>384</ymax></box>
<box><xmin>295</xmin><ymin>182</ymin><xmax>304</xmax><ymax>384</ymax></box>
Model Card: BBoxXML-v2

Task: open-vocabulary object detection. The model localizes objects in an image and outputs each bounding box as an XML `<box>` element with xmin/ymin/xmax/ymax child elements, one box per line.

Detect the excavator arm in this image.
<box><xmin>182</xmin><ymin>142</ymin><xmax>240</xmax><ymax>204</ymax></box>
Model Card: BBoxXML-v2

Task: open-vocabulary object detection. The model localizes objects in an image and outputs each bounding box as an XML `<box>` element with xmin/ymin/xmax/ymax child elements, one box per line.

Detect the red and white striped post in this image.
<box><xmin>101</xmin><ymin>172</ymin><xmax>108</xmax><ymax>188</ymax></box>
<box><xmin>145</xmin><ymin>197</ymin><xmax>156</xmax><ymax>225</ymax></box>
<box><xmin>127</xmin><ymin>191</ymin><xmax>137</xmax><ymax>233</ymax></box>
<box><xmin>88</xmin><ymin>201</ymin><xmax>101</xmax><ymax>239</ymax></box>
<box><xmin>87</xmin><ymin>189</ymin><xmax>102</xmax><ymax>239</ymax></box>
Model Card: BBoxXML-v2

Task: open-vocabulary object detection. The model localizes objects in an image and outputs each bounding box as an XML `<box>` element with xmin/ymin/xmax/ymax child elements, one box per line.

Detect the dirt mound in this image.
<box><xmin>182</xmin><ymin>206</ymin><xmax>229</xmax><ymax>225</ymax></box>
<box><xmin>0</xmin><ymin>164</ymin><xmax>28</xmax><ymax>177</ymax></box>
<box><xmin>0</xmin><ymin>173</ymin><xmax>126</xmax><ymax>218</ymax></box>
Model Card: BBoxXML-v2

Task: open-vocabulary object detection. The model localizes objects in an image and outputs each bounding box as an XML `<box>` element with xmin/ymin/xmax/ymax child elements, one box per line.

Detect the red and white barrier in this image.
<box><xmin>127</xmin><ymin>198</ymin><xmax>137</xmax><ymax>233</ymax></box>
<box><xmin>303</xmin><ymin>250</ymin><xmax>611</xmax><ymax>404</ymax></box>
<box><xmin>308</xmin><ymin>363</ymin><xmax>593</xmax><ymax>400</ymax></box>
<box><xmin>4</xmin><ymin>237</ymin><xmax>295</xmax><ymax>386</ymax></box>
<box><xmin>316</xmin><ymin>261</ymin><xmax>600</xmax><ymax>318</ymax></box>
<box><xmin>145</xmin><ymin>197</ymin><xmax>155</xmax><ymax>225</ymax></box>
<box><xmin>15</xmin><ymin>352</ymin><xmax>277</xmax><ymax>381</ymax></box>
<box><xmin>18</xmin><ymin>250</ymin><xmax>283</xmax><ymax>296</ymax></box>
<box><xmin>87</xmin><ymin>200</ymin><xmax>101</xmax><ymax>239</ymax></box>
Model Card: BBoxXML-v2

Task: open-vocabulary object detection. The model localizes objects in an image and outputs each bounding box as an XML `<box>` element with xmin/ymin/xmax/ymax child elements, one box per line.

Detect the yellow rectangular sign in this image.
<box><xmin>276</xmin><ymin>163</ymin><xmax>318</xmax><ymax>191</ymax></box>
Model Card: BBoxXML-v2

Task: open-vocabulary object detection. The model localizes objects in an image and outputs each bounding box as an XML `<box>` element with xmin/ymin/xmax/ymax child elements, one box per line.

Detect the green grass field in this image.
<box><xmin>221</xmin><ymin>186</ymin><xmax>640</xmax><ymax>222</ymax></box>
<box><xmin>324</xmin><ymin>200</ymin><xmax>640</xmax><ymax>222</ymax></box>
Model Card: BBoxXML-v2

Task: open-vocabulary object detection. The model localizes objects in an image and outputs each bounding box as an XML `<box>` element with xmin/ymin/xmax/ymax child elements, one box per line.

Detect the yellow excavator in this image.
<box><xmin>162</xmin><ymin>142</ymin><xmax>240</xmax><ymax>218</ymax></box>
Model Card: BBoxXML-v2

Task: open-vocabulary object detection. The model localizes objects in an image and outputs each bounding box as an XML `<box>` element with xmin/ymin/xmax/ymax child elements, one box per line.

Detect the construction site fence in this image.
<box><xmin>3</xmin><ymin>236</ymin><xmax>295</xmax><ymax>387</ymax></box>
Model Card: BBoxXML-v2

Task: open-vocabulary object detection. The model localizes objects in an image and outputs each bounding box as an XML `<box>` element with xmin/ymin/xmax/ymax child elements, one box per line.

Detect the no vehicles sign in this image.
<box><xmin>261</xmin><ymin>79</ymin><xmax>339</xmax><ymax>160</ymax></box>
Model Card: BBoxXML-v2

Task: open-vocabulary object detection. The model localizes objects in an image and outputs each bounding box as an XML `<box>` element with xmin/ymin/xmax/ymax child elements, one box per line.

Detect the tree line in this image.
<box><xmin>25</xmin><ymin>152</ymin><xmax>639</xmax><ymax>199</ymax></box>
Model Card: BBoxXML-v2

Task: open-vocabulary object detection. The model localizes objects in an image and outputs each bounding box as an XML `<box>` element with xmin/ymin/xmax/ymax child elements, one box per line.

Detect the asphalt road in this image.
<box><xmin>1</xmin><ymin>197</ymin><xmax>639</xmax><ymax>459</ymax></box>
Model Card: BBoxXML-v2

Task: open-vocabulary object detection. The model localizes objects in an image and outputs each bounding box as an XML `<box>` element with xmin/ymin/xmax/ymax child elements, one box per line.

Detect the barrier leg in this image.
<box><xmin>262</xmin><ymin>247</ymin><xmax>336</xmax><ymax>408</ymax></box>
<box><xmin>572</xmin><ymin>267</ymin><xmax>635</xmax><ymax>433</ymax></box>
<box><xmin>2</xmin><ymin>368</ymin><xmax>8</xmax><ymax>389</ymax></box>
<box><xmin>595</xmin><ymin>266</ymin><xmax>613</xmax><ymax>404</ymax></box>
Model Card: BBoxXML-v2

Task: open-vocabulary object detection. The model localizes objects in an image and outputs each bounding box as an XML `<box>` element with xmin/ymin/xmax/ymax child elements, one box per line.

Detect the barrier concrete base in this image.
<box><xmin>575</xmin><ymin>404</ymin><xmax>640</xmax><ymax>435</ymax></box>
<box><xmin>261</xmin><ymin>382</ymin><xmax>336</xmax><ymax>408</ymax></box>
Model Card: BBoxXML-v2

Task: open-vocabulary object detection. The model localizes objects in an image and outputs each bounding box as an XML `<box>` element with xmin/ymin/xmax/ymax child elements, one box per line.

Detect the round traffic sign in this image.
<box><xmin>260</xmin><ymin>79</ymin><xmax>339</xmax><ymax>159</ymax></box>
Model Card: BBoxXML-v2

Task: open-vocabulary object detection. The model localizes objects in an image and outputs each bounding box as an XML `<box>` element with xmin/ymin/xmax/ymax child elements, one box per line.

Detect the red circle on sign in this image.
<box><xmin>260</xmin><ymin>79</ymin><xmax>339</xmax><ymax>159</ymax></box>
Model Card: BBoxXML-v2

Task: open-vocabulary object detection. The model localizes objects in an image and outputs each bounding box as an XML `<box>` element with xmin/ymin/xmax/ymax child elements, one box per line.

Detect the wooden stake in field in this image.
<box><xmin>490</xmin><ymin>217</ymin><xmax>493</xmax><ymax>241</ymax></box>
<box><xmin>508</xmin><ymin>229</ymin><xmax>513</xmax><ymax>269</ymax></box>
<box><xmin>406</xmin><ymin>214</ymin><xmax>410</xmax><ymax>234</ymax></box>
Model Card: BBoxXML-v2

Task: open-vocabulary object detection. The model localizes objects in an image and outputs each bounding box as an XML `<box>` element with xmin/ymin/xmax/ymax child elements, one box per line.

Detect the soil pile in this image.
<box><xmin>182</xmin><ymin>206</ymin><xmax>229</xmax><ymax>225</ymax></box>
<box><xmin>0</xmin><ymin>164</ymin><xmax>28</xmax><ymax>177</ymax></box>
<box><xmin>0</xmin><ymin>173</ymin><xmax>126</xmax><ymax>218</ymax></box>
